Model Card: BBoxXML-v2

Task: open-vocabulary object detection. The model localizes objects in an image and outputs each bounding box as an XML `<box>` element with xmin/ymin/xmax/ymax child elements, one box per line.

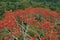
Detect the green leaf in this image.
<box><xmin>18</xmin><ymin>36</ymin><xmax>24</xmax><ymax>40</ymax></box>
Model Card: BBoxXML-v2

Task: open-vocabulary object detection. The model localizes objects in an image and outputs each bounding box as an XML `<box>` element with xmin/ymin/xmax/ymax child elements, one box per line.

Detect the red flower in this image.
<box><xmin>0</xmin><ymin>21</ymin><xmax>3</xmax><ymax>32</ymax></box>
<box><xmin>17</xmin><ymin>26</ymin><xmax>21</xmax><ymax>37</ymax></box>
<box><xmin>41</xmin><ymin>37</ymin><xmax>45</xmax><ymax>40</ymax></box>
<box><xmin>30</xmin><ymin>37</ymin><xmax>36</xmax><ymax>40</ymax></box>
<box><xmin>4</xmin><ymin>37</ymin><xmax>9</xmax><ymax>40</ymax></box>
<box><xmin>24</xmin><ymin>8</ymin><xmax>31</xmax><ymax>14</ymax></box>
<box><xmin>43</xmin><ymin>20</ymin><xmax>51</xmax><ymax>29</ymax></box>
<box><xmin>10</xmin><ymin>33</ymin><xmax>14</xmax><ymax>37</ymax></box>
<box><xmin>50</xmin><ymin>32</ymin><xmax>58</xmax><ymax>40</ymax></box>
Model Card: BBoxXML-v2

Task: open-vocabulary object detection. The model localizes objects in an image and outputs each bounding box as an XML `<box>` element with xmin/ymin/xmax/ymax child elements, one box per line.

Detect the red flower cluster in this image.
<box><xmin>0</xmin><ymin>8</ymin><xmax>60</xmax><ymax>40</ymax></box>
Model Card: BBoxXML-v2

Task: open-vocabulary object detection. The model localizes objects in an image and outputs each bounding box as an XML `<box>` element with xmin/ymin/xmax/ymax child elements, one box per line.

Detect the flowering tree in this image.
<box><xmin>0</xmin><ymin>8</ymin><xmax>60</xmax><ymax>40</ymax></box>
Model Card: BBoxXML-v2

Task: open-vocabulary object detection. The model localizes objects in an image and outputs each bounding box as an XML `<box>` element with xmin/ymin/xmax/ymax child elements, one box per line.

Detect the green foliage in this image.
<box><xmin>0</xmin><ymin>0</ymin><xmax>60</xmax><ymax>19</ymax></box>
<box><xmin>2</xmin><ymin>28</ymin><xmax>9</xmax><ymax>34</ymax></box>
<box><xmin>28</xmin><ymin>30</ymin><xmax>35</xmax><ymax>37</ymax></box>
<box><xmin>18</xmin><ymin>36</ymin><xmax>24</xmax><ymax>40</ymax></box>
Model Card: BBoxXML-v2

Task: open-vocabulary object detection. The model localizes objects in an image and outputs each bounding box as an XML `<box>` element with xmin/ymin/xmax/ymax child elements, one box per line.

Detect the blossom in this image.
<box><xmin>0</xmin><ymin>8</ymin><xmax>59</xmax><ymax>40</ymax></box>
<box><xmin>17</xmin><ymin>26</ymin><xmax>21</xmax><ymax>37</ymax></box>
<box><xmin>41</xmin><ymin>37</ymin><xmax>45</xmax><ymax>40</ymax></box>
<box><xmin>30</xmin><ymin>34</ymin><xmax>37</xmax><ymax>40</ymax></box>
<box><xmin>4</xmin><ymin>37</ymin><xmax>9</xmax><ymax>40</ymax></box>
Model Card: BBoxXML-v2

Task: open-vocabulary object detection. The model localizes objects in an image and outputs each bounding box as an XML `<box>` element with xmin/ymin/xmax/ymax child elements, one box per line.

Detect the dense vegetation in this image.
<box><xmin>0</xmin><ymin>0</ymin><xmax>60</xmax><ymax>40</ymax></box>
